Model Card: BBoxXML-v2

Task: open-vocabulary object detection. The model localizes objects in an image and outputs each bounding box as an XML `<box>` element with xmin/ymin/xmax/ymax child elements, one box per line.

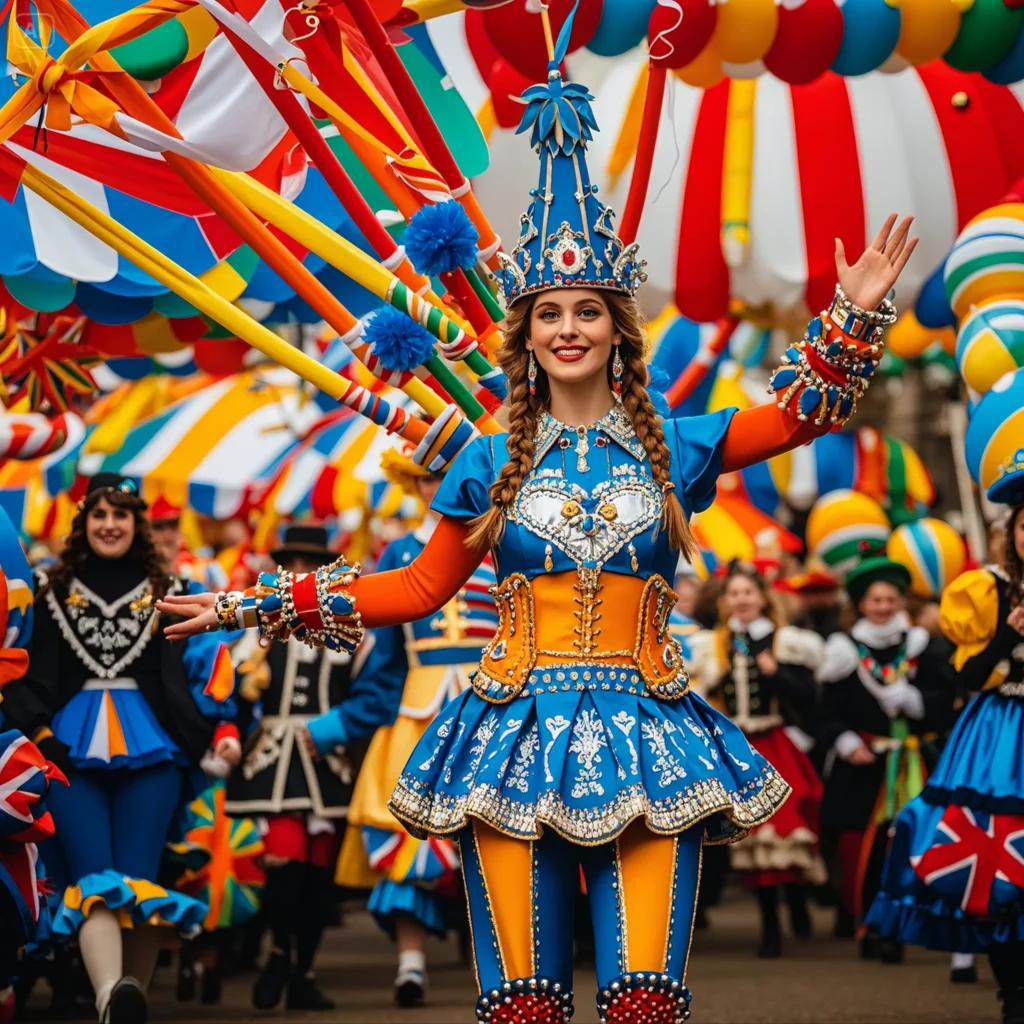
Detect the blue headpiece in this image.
<box><xmin>497</xmin><ymin>3</ymin><xmax>646</xmax><ymax>306</ymax></box>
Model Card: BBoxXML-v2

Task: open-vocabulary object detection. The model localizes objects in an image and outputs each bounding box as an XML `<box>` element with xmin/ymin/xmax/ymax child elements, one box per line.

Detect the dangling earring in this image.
<box><xmin>528</xmin><ymin>350</ymin><xmax>538</xmax><ymax>398</ymax></box>
<box><xmin>612</xmin><ymin>344</ymin><xmax>624</xmax><ymax>397</ymax></box>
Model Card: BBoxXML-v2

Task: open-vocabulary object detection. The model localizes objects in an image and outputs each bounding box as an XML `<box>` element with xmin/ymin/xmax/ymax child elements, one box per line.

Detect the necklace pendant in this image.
<box><xmin>574</xmin><ymin>426</ymin><xmax>590</xmax><ymax>473</ymax></box>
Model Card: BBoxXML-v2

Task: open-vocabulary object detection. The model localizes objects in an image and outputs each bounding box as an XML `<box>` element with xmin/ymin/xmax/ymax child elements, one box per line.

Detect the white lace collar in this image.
<box><xmin>851</xmin><ymin>613</ymin><xmax>911</xmax><ymax>651</ymax></box>
<box><xmin>728</xmin><ymin>616</ymin><xmax>774</xmax><ymax>642</ymax></box>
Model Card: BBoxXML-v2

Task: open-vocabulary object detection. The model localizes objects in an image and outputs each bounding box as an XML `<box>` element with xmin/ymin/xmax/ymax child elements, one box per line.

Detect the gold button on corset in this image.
<box><xmin>474</xmin><ymin>570</ymin><xmax>689</xmax><ymax>703</ymax></box>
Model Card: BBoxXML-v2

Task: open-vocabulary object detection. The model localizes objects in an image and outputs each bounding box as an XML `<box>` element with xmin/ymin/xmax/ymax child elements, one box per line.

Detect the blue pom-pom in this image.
<box><xmin>362</xmin><ymin>305</ymin><xmax>435</xmax><ymax>373</ymax></box>
<box><xmin>647</xmin><ymin>365</ymin><xmax>671</xmax><ymax>419</ymax></box>
<box><xmin>404</xmin><ymin>201</ymin><xmax>479</xmax><ymax>277</ymax></box>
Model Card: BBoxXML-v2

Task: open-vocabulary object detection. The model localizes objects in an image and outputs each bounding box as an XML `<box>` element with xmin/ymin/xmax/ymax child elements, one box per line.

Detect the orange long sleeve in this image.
<box><xmin>720</xmin><ymin>402</ymin><xmax>829</xmax><ymax>475</ymax></box>
<box><xmin>348</xmin><ymin>516</ymin><xmax>489</xmax><ymax>628</ymax></box>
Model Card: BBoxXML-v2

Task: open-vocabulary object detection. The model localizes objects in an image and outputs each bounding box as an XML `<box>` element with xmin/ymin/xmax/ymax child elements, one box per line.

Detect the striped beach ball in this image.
<box><xmin>888</xmin><ymin>518</ymin><xmax>967</xmax><ymax>599</ymax></box>
<box><xmin>965</xmin><ymin>367</ymin><xmax>1024</xmax><ymax>505</ymax></box>
<box><xmin>955</xmin><ymin>300</ymin><xmax>1024</xmax><ymax>398</ymax></box>
<box><xmin>805</xmin><ymin>490</ymin><xmax>891</xmax><ymax>579</ymax></box>
<box><xmin>944</xmin><ymin>204</ymin><xmax>1024</xmax><ymax>321</ymax></box>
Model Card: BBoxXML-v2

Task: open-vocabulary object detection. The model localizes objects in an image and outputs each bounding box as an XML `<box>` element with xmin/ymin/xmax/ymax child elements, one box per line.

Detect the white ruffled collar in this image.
<box><xmin>728</xmin><ymin>616</ymin><xmax>774</xmax><ymax>642</ymax></box>
<box><xmin>851</xmin><ymin>613</ymin><xmax>911</xmax><ymax>650</ymax></box>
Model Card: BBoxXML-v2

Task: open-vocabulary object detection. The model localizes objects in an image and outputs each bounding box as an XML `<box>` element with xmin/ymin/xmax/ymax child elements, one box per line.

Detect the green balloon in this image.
<box><xmin>399</xmin><ymin>44</ymin><xmax>490</xmax><ymax>180</ymax></box>
<box><xmin>944</xmin><ymin>0</ymin><xmax>1023</xmax><ymax>72</ymax></box>
<box><xmin>109</xmin><ymin>19</ymin><xmax>190</xmax><ymax>81</ymax></box>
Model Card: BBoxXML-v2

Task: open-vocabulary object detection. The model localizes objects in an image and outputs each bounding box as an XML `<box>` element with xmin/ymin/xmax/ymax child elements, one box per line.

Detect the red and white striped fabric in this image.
<box><xmin>0</xmin><ymin>412</ymin><xmax>81</xmax><ymax>460</ymax></box>
<box><xmin>588</xmin><ymin>63</ymin><xmax>1024</xmax><ymax>321</ymax></box>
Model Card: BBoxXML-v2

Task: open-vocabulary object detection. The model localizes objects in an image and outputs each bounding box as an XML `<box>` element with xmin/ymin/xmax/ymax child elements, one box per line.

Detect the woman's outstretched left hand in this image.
<box><xmin>835</xmin><ymin>213</ymin><xmax>919</xmax><ymax>310</ymax></box>
<box><xmin>157</xmin><ymin>591</ymin><xmax>218</xmax><ymax>641</ymax></box>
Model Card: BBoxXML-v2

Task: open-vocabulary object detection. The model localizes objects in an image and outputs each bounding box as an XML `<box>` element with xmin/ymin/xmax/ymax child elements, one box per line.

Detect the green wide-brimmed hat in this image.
<box><xmin>844</xmin><ymin>550</ymin><xmax>912</xmax><ymax>607</ymax></box>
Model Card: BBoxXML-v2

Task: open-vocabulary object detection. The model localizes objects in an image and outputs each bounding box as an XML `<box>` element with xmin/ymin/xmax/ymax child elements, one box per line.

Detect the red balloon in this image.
<box><xmin>465</xmin><ymin>9</ymin><xmax>504</xmax><ymax>83</ymax></box>
<box><xmin>489</xmin><ymin>59</ymin><xmax>535</xmax><ymax>129</ymax></box>
<box><xmin>482</xmin><ymin>0</ymin><xmax>603</xmax><ymax>81</ymax></box>
<box><xmin>763</xmin><ymin>0</ymin><xmax>843</xmax><ymax>85</ymax></box>
<box><xmin>647</xmin><ymin>0</ymin><xmax>718</xmax><ymax>69</ymax></box>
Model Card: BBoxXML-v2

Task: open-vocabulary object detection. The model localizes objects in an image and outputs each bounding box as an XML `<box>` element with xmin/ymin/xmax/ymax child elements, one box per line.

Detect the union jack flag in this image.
<box><xmin>911</xmin><ymin>805</ymin><xmax>1024</xmax><ymax>918</ymax></box>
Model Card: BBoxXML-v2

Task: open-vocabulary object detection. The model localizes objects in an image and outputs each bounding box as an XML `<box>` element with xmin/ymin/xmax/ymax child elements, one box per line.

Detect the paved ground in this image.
<box><xmin>26</xmin><ymin>896</ymin><xmax>1000</xmax><ymax>1023</ymax></box>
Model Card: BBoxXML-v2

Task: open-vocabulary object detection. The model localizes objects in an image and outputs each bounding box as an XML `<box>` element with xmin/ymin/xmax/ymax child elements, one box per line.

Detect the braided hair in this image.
<box><xmin>47</xmin><ymin>487</ymin><xmax>171</xmax><ymax>599</ymax></box>
<box><xmin>467</xmin><ymin>291</ymin><xmax>696</xmax><ymax>559</ymax></box>
<box><xmin>1006</xmin><ymin>502</ymin><xmax>1024</xmax><ymax>610</ymax></box>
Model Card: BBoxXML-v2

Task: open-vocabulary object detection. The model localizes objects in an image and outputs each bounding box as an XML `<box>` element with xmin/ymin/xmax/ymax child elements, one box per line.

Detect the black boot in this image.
<box><xmin>950</xmin><ymin>960</ymin><xmax>978</xmax><ymax>984</ymax></box>
<box><xmin>287</xmin><ymin>971</ymin><xmax>336</xmax><ymax>1011</ymax></box>
<box><xmin>200</xmin><ymin>964</ymin><xmax>223</xmax><ymax>1005</ymax></box>
<box><xmin>103</xmin><ymin>977</ymin><xmax>148</xmax><ymax>1024</ymax></box>
<box><xmin>990</xmin><ymin>944</ymin><xmax>1024</xmax><ymax>1024</ymax></box>
<box><xmin>756</xmin><ymin>887</ymin><xmax>782</xmax><ymax>958</ymax></box>
<box><xmin>859</xmin><ymin>931</ymin><xmax>880</xmax><ymax>960</ymax></box>
<box><xmin>395</xmin><ymin>967</ymin><xmax>426</xmax><ymax>1009</ymax></box>
<box><xmin>878</xmin><ymin>938</ymin><xmax>905</xmax><ymax>964</ymax></box>
<box><xmin>252</xmin><ymin>951</ymin><xmax>291</xmax><ymax>1011</ymax></box>
<box><xmin>833</xmin><ymin>906</ymin><xmax>856</xmax><ymax>939</ymax></box>
<box><xmin>785</xmin><ymin>884</ymin><xmax>812</xmax><ymax>939</ymax></box>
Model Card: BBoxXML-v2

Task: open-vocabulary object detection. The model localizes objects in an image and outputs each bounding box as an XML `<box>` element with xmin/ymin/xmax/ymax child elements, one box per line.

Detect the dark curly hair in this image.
<box><xmin>46</xmin><ymin>487</ymin><xmax>171</xmax><ymax>599</ymax></box>
<box><xmin>1006</xmin><ymin>502</ymin><xmax>1024</xmax><ymax>611</ymax></box>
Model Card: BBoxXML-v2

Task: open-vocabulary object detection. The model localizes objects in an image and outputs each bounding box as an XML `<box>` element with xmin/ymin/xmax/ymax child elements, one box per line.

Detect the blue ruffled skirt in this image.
<box><xmin>866</xmin><ymin>691</ymin><xmax>1024</xmax><ymax>952</ymax></box>
<box><xmin>388</xmin><ymin>679</ymin><xmax>790</xmax><ymax>846</ymax></box>
<box><xmin>53</xmin><ymin>687</ymin><xmax>183</xmax><ymax>770</ymax></box>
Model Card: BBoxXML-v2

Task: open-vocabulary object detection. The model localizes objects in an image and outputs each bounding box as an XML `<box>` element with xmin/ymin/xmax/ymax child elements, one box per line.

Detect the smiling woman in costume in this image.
<box><xmin>866</xmin><ymin>496</ymin><xmax>1024</xmax><ymax>1024</ymax></box>
<box><xmin>1</xmin><ymin>474</ymin><xmax>240</xmax><ymax>1024</ymax></box>
<box><xmin>157</xmin><ymin>8</ymin><xmax>917</xmax><ymax>1019</ymax></box>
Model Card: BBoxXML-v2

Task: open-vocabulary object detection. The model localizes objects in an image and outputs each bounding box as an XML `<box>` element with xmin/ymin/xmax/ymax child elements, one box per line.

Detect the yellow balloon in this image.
<box><xmin>888</xmin><ymin>311</ymin><xmax>956</xmax><ymax>360</ymax></box>
<box><xmin>895</xmin><ymin>0</ymin><xmax>961</xmax><ymax>65</ymax></box>
<box><xmin>715</xmin><ymin>0</ymin><xmax>778</xmax><ymax>64</ymax></box>
<box><xmin>675</xmin><ymin>37</ymin><xmax>723</xmax><ymax>89</ymax></box>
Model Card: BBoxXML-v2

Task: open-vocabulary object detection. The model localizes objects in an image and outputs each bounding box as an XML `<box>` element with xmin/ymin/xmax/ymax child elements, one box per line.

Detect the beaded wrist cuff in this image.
<box><xmin>768</xmin><ymin>284</ymin><xmax>896</xmax><ymax>428</ymax></box>
<box><xmin>215</xmin><ymin>592</ymin><xmax>243</xmax><ymax>632</ymax></box>
<box><xmin>253</xmin><ymin>557</ymin><xmax>364</xmax><ymax>653</ymax></box>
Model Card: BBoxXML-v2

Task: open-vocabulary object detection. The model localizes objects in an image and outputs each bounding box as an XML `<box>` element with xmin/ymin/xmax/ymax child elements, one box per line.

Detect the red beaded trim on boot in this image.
<box><xmin>475</xmin><ymin>977</ymin><xmax>574</xmax><ymax>1024</ymax></box>
<box><xmin>597</xmin><ymin>973</ymin><xmax>691</xmax><ymax>1024</ymax></box>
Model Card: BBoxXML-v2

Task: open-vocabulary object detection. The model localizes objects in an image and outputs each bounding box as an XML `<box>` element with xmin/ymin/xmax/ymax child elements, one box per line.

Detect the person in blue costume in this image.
<box><xmin>1</xmin><ymin>474</ymin><xmax>240</xmax><ymax>1024</ymax></box>
<box><xmin>866</xmin><ymin>498</ymin><xmax>1024</xmax><ymax>1024</ymax></box>
<box><xmin>305</xmin><ymin>449</ymin><xmax>499</xmax><ymax>1009</ymax></box>
<box><xmin>159</xmin><ymin>10</ymin><xmax>918</xmax><ymax>1020</ymax></box>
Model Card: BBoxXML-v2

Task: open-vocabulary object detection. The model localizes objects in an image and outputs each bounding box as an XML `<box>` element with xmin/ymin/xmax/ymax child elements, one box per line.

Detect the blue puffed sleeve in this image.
<box><xmin>663</xmin><ymin>408</ymin><xmax>737</xmax><ymax>516</ymax></box>
<box><xmin>179</xmin><ymin>580</ymin><xmax>238</xmax><ymax>721</ymax></box>
<box><xmin>431</xmin><ymin>434</ymin><xmax>504</xmax><ymax>521</ymax></box>
<box><xmin>307</xmin><ymin>541</ymin><xmax>410</xmax><ymax>753</ymax></box>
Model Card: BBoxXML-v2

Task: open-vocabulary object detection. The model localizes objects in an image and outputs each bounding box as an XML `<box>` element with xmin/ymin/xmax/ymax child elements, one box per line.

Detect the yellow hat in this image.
<box><xmin>380</xmin><ymin>445</ymin><xmax>436</xmax><ymax>498</ymax></box>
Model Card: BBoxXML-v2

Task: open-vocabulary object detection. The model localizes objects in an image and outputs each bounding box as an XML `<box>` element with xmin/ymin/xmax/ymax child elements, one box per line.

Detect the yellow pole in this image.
<box><xmin>12</xmin><ymin>158</ymin><xmax>429</xmax><ymax>443</ymax></box>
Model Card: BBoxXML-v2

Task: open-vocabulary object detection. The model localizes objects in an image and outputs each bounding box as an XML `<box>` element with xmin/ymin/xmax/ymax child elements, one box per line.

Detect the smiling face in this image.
<box><xmin>526</xmin><ymin>288</ymin><xmax>620</xmax><ymax>390</ymax></box>
<box><xmin>86</xmin><ymin>496</ymin><xmax>136</xmax><ymax>560</ymax></box>
<box><xmin>859</xmin><ymin>580</ymin><xmax>903</xmax><ymax>625</ymax></box>
<box><xmin>725</xmin><ymin>573</ymin><xmax>767</xmax><ymax>624</ymax></box>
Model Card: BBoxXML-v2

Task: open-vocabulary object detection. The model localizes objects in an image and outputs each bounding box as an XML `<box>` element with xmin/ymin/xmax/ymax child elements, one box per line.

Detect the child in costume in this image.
<box><xmin>866</xmin><ymin>499</ymin><xmax>1024</xmax><ymax>1024</ymax></box>
<box><xmin>224</xmin><ymin>525</ymin><xmax>354</xmax><ymax>1013</ymax></box>
<box><xmin>816</xmin><ymin>548</ymin><xmax>955</xmax><ymax>962</ymax></box>
<box><xmin>305</xmin><ymin>450</ymin><xmax>498</xmax><ymax>1008</ymax></box>
<box><xmin>159</xmin><ymin>9</ymin><xmax>918</xmax><ymax>1017</ymax></box>
<box><xmin>1</xmin><ymin>474</ymin><xmax>240</xmax><ymax>1024</ymax></box>
<box><xmin>690</xmin><ymin>563</ymin><xmax>825</xmax><ymax>958</ymax></box>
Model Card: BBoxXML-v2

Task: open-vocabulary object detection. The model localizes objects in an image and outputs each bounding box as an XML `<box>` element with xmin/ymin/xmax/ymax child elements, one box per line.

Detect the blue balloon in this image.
<box><xmin>915</xmin><ymin>259</ymin><xmax>956</xmax><ymax>329</ymax></box>
<box><xmin>964</xmin><ymin>367</ymin><xmax>1024</xmax><ymax>503</ymax></box>
<box><xmin>830</xmin><ymin>0</ymin><xmax>901</xmax><ymax>77</ymax></box>
<box><xmin>984</xmin><ymin>21</ymin><xmax>1024</xmax><ymax>84</ymax></box>
<box><xmin>587</xmin><ymin>0</ymin><xmax>656</xmax><ymax>57</ymax></box>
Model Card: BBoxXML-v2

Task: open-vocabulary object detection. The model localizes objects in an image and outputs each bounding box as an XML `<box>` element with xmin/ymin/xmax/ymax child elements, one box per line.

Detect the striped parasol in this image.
<box><xmin>80</xmin><ymin>368</ymin><xmax>325</xmax><ymax>518</ymax></box>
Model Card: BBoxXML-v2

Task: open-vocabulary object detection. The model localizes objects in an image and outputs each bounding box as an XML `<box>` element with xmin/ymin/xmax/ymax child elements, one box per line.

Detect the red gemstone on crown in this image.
<box><xmin>563</xmin><ymin>249</ymin><xmax>576</xmax><ymax>267</ymax></box>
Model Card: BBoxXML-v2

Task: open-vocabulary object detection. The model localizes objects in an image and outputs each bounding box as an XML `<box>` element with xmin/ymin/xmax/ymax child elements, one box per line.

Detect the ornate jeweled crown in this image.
<box><xmin>497</xmin><ymin>9</ymin><xmax>646</xmax><ymax>306</ymax></box>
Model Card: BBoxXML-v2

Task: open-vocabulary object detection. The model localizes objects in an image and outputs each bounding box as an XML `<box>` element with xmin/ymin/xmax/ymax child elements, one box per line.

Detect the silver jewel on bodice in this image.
<box><xmin>515</xmin><ymin>472</ymin><xmax>662</xmax><ymax>568</ymax></box>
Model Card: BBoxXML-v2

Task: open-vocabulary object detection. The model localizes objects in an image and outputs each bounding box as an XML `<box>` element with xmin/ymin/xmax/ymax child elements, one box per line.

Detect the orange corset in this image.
<box><xmin>473</xmin><ymin>570</ymin><xmax>689</xmax><ymax>704</ymax></box>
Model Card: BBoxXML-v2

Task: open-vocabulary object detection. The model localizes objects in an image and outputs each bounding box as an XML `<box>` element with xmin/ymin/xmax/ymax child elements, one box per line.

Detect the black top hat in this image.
<box><xmin>270</xmin><ymin>525</ymin><xmax>335</xmax><ymax>566</ymax></box>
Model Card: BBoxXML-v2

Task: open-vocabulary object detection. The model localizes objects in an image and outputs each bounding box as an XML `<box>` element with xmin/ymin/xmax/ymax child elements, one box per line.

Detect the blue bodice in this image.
<box><xmin>432</xmin><ymin>404</ymin><xmax>735</xmax><ymax>583</ymax></box>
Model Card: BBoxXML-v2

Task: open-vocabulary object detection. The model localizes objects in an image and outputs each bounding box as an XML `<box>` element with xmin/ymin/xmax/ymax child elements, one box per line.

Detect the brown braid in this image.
<box><xmin>613</xmin><ymin>295</ymin><xmax>697</xmax><ymax>560</ymax></box>
<box><xmin>1006</xmin><ymin>503</ymin><xmax>1024</xmax><ymax>610</ymax></box>
<box><xmin>467</xmin><ymin>291</ymin><xmax>696</xmax><ymax>560</ymax></box>
<box><xmin>45</xmin><ymin>489</ymin><xmax>172</xmax><ymax>600</ymax></box>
